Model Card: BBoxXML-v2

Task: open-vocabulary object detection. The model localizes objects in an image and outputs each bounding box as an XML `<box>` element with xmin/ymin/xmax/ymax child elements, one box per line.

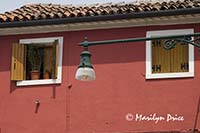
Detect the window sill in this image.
<box><xmin>16</xmin><ymin>79</ymin><xmax>61</xmax><ymax>86</ymax></box>
<box><xmin>145</xmin><ymin>72</ymin><xmax>194</xmax><ymax>79</ymax></box>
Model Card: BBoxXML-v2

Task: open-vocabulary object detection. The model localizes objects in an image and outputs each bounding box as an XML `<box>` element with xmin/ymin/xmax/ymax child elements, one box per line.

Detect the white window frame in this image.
<box><xmin>146</xmin><ymin>29</ymin><xmax>194</xmax><ymax>79</ymax></box>
<box><xmin>16</xmin><ymin>37</ymin><xmax>63</xmax><ymax>86</ymax></box>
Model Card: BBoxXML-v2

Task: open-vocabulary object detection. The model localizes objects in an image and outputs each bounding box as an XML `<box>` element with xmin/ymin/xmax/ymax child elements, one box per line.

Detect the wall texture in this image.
<box><xmin>0</xmin><ymin>24</ymin><xmax>200</xmax><ymax>133</ymax></box>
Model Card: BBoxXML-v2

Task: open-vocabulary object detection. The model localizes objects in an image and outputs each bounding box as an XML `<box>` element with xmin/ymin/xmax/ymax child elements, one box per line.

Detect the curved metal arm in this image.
<box><xmin>80</xmin><ymin>33</ymin><xmax>200</xmax><ymax>50</ymax></box>
<box><xmin>163</xmin><ymin>37</ymin><xmax>200</xmax><ymax>50</ymax></box>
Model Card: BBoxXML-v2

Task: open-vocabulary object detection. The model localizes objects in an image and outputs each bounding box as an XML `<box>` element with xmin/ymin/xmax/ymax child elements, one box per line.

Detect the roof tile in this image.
<box><xmin>0</xmin><ymin>0</ymin><xmax>200</xmax><ymax>23</ymax></box>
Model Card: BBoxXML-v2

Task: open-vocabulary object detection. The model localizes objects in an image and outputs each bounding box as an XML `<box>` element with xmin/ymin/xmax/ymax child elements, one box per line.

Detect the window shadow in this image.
<box><xmin>10</xmin><ymin>81</ymin><xmax>17</xmax><ymax>93</ymax></box>
<box><xmin>51</xmin><ymin>85</ymin><xmax>56</xmax><ymax>99</ymax></box>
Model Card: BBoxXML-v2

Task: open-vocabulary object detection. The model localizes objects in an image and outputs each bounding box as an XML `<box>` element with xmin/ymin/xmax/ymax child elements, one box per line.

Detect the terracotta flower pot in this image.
<box><xmin>31</xmin><ymin>70</ymin><xmax>40</xmax><ymax>80</ymax></box>
<box><xmin>43</xmin><ymin>72</ymin><xmax>50</xmax><ymax>79</ymax></box>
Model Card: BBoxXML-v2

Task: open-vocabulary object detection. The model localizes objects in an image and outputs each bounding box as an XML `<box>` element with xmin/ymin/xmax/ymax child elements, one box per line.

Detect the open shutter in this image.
<box><xmin>52</xmin><ymin>40</ymin><xmax>59</xmax><ymax>79</ymax></box>
<box><xmin>11</xmin><ymin>43</ymin><xmax>26</xmax><ymax>80</ymax></box>
<box><xmin>43</xmin><ymin>46</ymin><xmax>53</xmax><ymax>78</ymax></box>
<box><xmin>182</xmin><ymin>44</ymin><xmax>189</xmax><ymax>72</ymax></box>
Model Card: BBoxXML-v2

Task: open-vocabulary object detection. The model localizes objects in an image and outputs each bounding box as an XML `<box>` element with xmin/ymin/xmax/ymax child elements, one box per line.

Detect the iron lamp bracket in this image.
<box><xmin>163</xmin><ymin>37</ymin><xmax>200</xmax><ymax>50</ymax></box>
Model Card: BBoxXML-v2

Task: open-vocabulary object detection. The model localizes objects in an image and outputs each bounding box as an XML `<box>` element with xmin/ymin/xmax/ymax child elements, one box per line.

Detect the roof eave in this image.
<box><xmin>0</xmin><ymin>8</ymin><xmax>200</xmax><ymax>28</ymax></box>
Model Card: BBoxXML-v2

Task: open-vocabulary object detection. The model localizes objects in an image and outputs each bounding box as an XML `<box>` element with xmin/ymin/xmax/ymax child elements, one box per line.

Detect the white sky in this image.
<box><xmin>0</xmin><ymin>0</ymin><xmax>136</xmax><ymax>13</ymax></box>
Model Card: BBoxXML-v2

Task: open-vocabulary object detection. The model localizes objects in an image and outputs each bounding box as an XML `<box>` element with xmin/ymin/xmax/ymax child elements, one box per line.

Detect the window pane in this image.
<box><xmin>26</xmin><ymin>43</ymin><xmax>56</xmax><ymax>80</ymax></box>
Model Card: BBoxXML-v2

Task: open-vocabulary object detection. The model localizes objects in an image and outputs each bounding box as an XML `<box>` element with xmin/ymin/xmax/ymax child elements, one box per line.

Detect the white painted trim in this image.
<box><xmin>17</xmin><ymin>79</ymin><xmax>62</xmax><ymax>86</ymax></box>
<box><xmin>146</xmin><ymin>29</ymin><xmax>194</xmax><ymax>79</ymax></box>
<box><xmin>146</xmin><ymin>72</ymin><xmax>194</xmax><ymax>79</ymax></box>
<box><xmin>19</xmin><ymin>37</ymin><xmax>61</xmax><ymax>44</ymax></box>
<box><xmin>17</xmin><ymin>36</ymin><xmax>63</xmax><ymax>86</ymax></box>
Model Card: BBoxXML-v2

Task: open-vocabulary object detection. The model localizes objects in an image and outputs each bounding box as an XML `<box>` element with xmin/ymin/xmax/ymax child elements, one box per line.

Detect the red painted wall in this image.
<box><xmin>0</xmin><ymin>24</ymin><xmax>200</xmax><ymax>133</ymax></box>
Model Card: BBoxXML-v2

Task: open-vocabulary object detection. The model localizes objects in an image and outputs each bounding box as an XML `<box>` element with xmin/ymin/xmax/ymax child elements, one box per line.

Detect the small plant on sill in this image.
<box><xmin>27</xmin><ymin>45</ymin><xmax>43</xmax><ymax>80</ymax></box>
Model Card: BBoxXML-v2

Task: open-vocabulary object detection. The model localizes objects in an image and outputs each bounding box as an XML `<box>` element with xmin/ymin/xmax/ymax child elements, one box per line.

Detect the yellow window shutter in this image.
<box><xmin>52</xmin><ymin>40</ymin><xmax>59</xmax><ymax>79</ymax></box>
<box><xmin>11</xmin><ymin>43</ymin><xmax>26</xmax><ymax>81</ymax></box>
<box><xmin>152</xmin><ymin>40</ymin><xmax>160</xmax><ymax>73</ymax></box>
<box><xmin>43</xmin><ymin>46</ymin><xmax>53</xmax><ymax>78</ymax></box>
<box><xmin>158</xmin><ymin>40</ymin><xmax>171</xmax><ymax>73</ymax></box>
<box><xmin>182</xmin><ymin>44</ymin><xmax>189</xmax><ymax>72</ymax></box>
<box><xmin>151</xmin><ymin>40</ymin><xmax>170</xmax><ymax>73</ymax></box>
<box><xmin>170</xmin><ymin>43</ymin><xmax>180</xmax><ymax>72</ymax></box>
<box><xmin>170</xmin><ymin>43</ymin><xmax>188</xmax><ymax>72</ymax></box>
<box><xmin>152</xmin><ymin>40</ymin><xmax>189</xmax><ymax>74</ymax></box>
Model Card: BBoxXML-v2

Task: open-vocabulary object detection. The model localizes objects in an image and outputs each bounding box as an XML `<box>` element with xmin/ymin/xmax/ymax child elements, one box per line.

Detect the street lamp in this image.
<box><xmin>75</xmin><ymin>38</ymin><xmax>95</xmax><ymax>81</ymax></box>
<box><xmin>75</xmin><ymin>33</ymin><xmax>200</xmax><ymax>81</ymax></box>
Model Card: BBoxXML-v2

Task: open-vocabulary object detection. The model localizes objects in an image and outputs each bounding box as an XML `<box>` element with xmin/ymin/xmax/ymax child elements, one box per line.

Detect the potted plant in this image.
<box><xmin>43</xmin><ymin>69</ymin><xmax>51</xmax><ymax>79</ymax></box>
<box><xmin>27</xmin><ymin>45</ymin><xmax>43</xmax><ymax>80</ymax></box>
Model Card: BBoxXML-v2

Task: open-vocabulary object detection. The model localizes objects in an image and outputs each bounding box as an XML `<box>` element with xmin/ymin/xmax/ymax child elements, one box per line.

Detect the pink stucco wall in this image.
<box><xmin>0</xmin><ymin>24</ymin><xmax>200</xmax><ymax>133</ymax></box>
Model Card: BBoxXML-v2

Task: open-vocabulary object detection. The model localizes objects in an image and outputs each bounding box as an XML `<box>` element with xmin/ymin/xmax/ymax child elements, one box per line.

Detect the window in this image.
<box><xmin>11</xmin><ymin>37</ymin><xmax>63</xmax><ymax>86</ymax></box>
<box><xmin>146</xmin><ymin>29</ymin><xmax>194</xmax><ymax>79</ymax></box>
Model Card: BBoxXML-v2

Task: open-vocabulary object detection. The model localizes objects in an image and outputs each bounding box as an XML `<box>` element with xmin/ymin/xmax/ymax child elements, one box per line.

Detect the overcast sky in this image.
<box><xmin>0</xmin><ymin>0</ymin><xmax>136</xmax><ymax>13</ymax></box>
